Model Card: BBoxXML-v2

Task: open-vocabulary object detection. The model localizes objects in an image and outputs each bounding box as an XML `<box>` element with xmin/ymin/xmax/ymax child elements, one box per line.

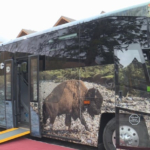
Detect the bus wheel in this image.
<box><xmin>103</xmin><ymin>118</ymin><xmax>116</xmax><ymax>150</ymax></box>
<box><xmin>103</xmin><ymin>117</ymin><xmax>149</xmax><ymax>150</ymax></box>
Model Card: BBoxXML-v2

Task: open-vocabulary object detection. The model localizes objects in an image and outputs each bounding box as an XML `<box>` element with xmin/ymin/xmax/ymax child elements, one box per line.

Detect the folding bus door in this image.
<box><xmin>28</xmin><ymin>55</ymin><xmax>41</xmax><ymax>137</ymax></box>
<box><xmin>4</xmin><ymin>59</ymin><xmax>15</xmax><ymax>129</ymax></box>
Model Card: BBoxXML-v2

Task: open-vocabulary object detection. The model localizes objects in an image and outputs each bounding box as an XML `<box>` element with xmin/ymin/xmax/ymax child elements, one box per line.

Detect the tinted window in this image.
<box><xmin>80</xmin><ymin>16</ymin><xmax>147</xmax><ymax>67</ymax></box>
<box><xmin>5</xmin><ymin>62</ymin><xmax>12</xmax><ymax>100</ymax></box>
<box><xmin>44</xmin><ymin>26</ymin><xmax>81</xmax><ymax>70</ymax></box>
<box><xmin>80</xmin><ymin>18</ymin><xmax>114</xmax><ymax>66</ymax></box>
<box><xmin>115</xmin><ymin>44</ymin><xmax>147</xmax><ymax>90</ymax></box>
<box><xmin>30</xmin><ymin>57</ymin><xmax>38</xmax><ymax>101</ymax></box>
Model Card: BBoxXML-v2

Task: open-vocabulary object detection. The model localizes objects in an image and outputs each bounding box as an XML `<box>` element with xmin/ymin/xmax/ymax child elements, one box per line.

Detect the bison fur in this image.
<box><xmin>43</xmin><ymin>80</ymin><xmax>103</xmax><ymax>131</ymax></box>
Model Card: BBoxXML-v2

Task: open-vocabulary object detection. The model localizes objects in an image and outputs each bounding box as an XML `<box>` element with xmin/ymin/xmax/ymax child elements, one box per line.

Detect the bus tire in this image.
<box><xmin>103</xmin><ymin>117</ymin><xmax>149</xmax><ymax>150</ymax></box>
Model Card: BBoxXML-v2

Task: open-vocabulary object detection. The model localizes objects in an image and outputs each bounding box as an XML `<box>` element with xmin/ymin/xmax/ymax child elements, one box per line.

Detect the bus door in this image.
<box><xmin>15</xmin><ymin>58</ymin><xmax>30</xmax><ymax>128</ymax></box>
<box><xmin>4</xmin><ymin>59</ymin><xmax>15</xmax><ymax>129</ymax></box>
<box><xmin>114</xmin><ymin>43</ymin><xmax>150</xmax><ymax>149</ymax></box>
<box><xmin>28</xmin><ymin>55</ymin><xmax>41</xmax><ymax>137</ymax></box>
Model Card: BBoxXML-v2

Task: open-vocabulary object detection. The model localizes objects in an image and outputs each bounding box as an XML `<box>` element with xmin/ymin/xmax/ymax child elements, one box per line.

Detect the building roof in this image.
<box><xmin>53</xmin><ymin>16</ymin><xmax>75</xmax><ymax>27</ymax></box>
<box><xmin>17</xmin><ymin>29</ymin><xmax>36</xmax><ymax>38</ymax></box>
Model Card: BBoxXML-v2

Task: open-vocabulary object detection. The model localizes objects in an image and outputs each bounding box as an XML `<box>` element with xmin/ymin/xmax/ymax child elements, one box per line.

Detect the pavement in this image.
<box><xmin>0</xmin><ymin>138</ymin><xmax>75</xmax><ymax>150</ymax></box>
<box><xmin>0</xmin><ymin>128</ymin><xmax>97</xmax><ymax>150</ymax></box>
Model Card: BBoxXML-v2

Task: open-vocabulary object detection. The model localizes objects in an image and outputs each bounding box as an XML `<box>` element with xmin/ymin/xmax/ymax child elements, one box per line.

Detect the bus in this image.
<box><xmin>0</xmin><ymin>2</ymin><xmax>150</xmax><ymax>150</ymax></box>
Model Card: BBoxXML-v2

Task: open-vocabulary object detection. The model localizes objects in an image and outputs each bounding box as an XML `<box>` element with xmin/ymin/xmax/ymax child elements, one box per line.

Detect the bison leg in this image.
<box><xmin>49</xmin><ymin>124</ymin><xmax>53</xmax><ymax>130</ymax></box>
<box><xmin>49</xmin><ymin>116</ymin><xmax>56</xmax><ymax>130</ymax></box>
<box><xmin>65</xmin><ymin>114</ymin><xmax>71</xmax><ymax>130</ymax></box>
<box><xmin>80</xmin><ymin>114</ymin><xmax>89</xmax><ymax>131</ymax></box>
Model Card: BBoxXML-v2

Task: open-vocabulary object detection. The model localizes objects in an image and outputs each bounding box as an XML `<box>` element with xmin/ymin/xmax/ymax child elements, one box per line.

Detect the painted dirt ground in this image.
<box><xmin>39</xmin><ymin>80</ymin><xmax>114</xmax><ymax>146</ymax></box>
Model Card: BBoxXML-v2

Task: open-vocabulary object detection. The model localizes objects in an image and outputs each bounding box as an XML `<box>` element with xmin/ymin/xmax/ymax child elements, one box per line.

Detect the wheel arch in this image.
<box><xmin>98</xmin><ymin>113</ymin><xmax>115</xmax><ymax>145</ymax></box>
<box><xmin>98</xmin><ymin>112</ymin><xmax>150</xmax><ymax>149</ymax></box>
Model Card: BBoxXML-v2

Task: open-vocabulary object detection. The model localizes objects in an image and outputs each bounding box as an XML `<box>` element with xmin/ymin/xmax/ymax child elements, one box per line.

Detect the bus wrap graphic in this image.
<box><xmin>0</xmin><ymin>63</ymin><xmax>4</xmax><ymax>69</ymax></box>
<box><xmin>129</xmin><ymin>114</ymin><xmax>140</xmax><ymax>126</ymax></box>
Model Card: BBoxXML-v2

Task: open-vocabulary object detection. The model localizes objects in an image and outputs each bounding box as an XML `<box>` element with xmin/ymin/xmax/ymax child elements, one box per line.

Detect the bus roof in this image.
<box><xmin>0</xmin><ymin>1</ymin><xmax>150</xmax><ymax>47</ymax></box>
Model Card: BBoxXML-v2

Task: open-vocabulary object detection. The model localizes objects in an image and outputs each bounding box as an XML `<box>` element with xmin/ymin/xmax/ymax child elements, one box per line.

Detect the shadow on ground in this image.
<box><xmin>0</xmin><ymin>128</ymin><xmax>98</xmax><ymax>150</ymax></box>
<box><xmin>27</xmin><ymin>135</ymin><xmax>98</xmax><ymax>150</ymax></box>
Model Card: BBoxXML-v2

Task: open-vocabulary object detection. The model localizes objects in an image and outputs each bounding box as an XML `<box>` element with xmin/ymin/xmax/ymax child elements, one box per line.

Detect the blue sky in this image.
<box><xmin>0</xmin><ymin>0</ymin><xmax>150</xmax><ymax>42</ymax></box>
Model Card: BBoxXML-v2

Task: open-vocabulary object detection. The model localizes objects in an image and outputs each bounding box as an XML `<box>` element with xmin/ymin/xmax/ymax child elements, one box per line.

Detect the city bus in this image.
<box><xmin>0</xmin><ymin>2</ymin><xmax>150</xmax><ymax>150</ymax></box>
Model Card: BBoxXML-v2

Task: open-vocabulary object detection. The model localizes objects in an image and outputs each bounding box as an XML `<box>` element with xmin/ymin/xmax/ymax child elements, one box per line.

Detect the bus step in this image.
<box><xmin>0</xmin><ymin>127</ymin><xmax>30</xmax><ymax>144</ymax></box>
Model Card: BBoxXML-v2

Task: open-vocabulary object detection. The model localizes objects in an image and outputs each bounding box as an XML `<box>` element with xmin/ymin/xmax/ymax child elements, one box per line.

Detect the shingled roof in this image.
<box><xmin>17</xmin><ymin>29</ymin><xmax>36</xmax><ymax>38</ymax></box>
<box><xmin>53</xmin><ymin>16</ymin><xmax>75</xmax><ymax>27</ymax></box>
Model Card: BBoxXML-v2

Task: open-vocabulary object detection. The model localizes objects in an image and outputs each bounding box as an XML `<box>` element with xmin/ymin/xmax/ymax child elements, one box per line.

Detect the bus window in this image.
<box><xmin>44</xmin><ymin>26</ymin><xmax>81</xmax><ymax>70</ymax></box>
<box><xmin>5</xmin><ymin>62</ymin><xmax>12</xmax><ymax>100</ymax></box>
<box><xmin>30</xmin><ymin>57</ymin><xmax>38</xmax><ymax>101</ymax></box>
<box><xmin>115</xmin><ymin>44</ymin><xmax>147</xmax><ymax>91</ymax></box>
<box><xmin>21</xmin><ymin>62</ymin><xmax>27</xmax><ymax>73</ymax></box>
<box><xmin>80</xmin><ymin>19</ymin><xmax>114</xmax><ymax>66</ymax></box>
<box><xmin>142</xmin><ymin>49</ymin><xmax>150</xmax><ymax>77</ymax></box>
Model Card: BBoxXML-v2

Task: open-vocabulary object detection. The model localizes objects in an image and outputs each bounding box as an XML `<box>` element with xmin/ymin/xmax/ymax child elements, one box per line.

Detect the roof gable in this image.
<box><xmin>17</xmin><ymin>29</ymin><xmax>36</xmax><ymax>38</ymax></box>
<box><xmin>53</xmin><ymin>16</ymin><xmax>75</xmax><ymax>27</ymax></box>
<box><xmin>100</xmin><ymin>11</ymin><xmax>105</xmax><ymax>14</ymax></box>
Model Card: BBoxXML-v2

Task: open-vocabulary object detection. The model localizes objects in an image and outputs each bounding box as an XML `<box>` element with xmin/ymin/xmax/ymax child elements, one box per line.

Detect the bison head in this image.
<box><xmin>85</xmin><ymin>88</ymin><xmax>103</xmax><ymax>117</ymax></box>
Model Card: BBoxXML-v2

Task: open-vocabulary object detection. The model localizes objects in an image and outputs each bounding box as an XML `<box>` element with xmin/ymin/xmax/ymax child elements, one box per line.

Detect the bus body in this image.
<box><xmin>0</xmin><ymin>2</ymin><xmax>150</xmax><ymax>150</ymax></box>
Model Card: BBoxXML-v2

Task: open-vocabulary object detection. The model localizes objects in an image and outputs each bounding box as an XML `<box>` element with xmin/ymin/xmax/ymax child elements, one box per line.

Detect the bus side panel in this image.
<box><xmin>114</xmin><ymin>44</ymin><xmax>150</xmax><ymax>149</ymax></box>
<box><xmin>0</xmin><ymin>75</ymin><xmax>6</xmax><ymax>127</ymax></box>
<box><xmin>79</xmin><ymin>65</ymin><xmax>115</xmax><ymax>146</ymax></box>
<box><xmin>0</xmin><ymin>51</ymin><xmax>9</xmax><ymax>128</ymax></box>
<box><xmin>39</xmin><ymin>68</ymin><xmax>81</xmax><ymax>140</ymax></box>
<box><xmin>5</xmin><ymin>101</ymin><xmax>13</xmax><ymax>128</ymax></box>
<box><xmin>30</xmin><ymin>102</ymin><xmax>41</xmax><ymax>136</ymax></box>
<box><xmin>39</xmin><ymin>64</ymin><xmax>115</xmax><ymax>147</ymax></box>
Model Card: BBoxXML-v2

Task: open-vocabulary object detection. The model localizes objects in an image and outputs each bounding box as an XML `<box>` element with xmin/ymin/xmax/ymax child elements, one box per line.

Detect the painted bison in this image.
<box><xmin>43</xmin><ymin>80</ymin><xmax>103</xmax><ymax>131</ymax></box>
